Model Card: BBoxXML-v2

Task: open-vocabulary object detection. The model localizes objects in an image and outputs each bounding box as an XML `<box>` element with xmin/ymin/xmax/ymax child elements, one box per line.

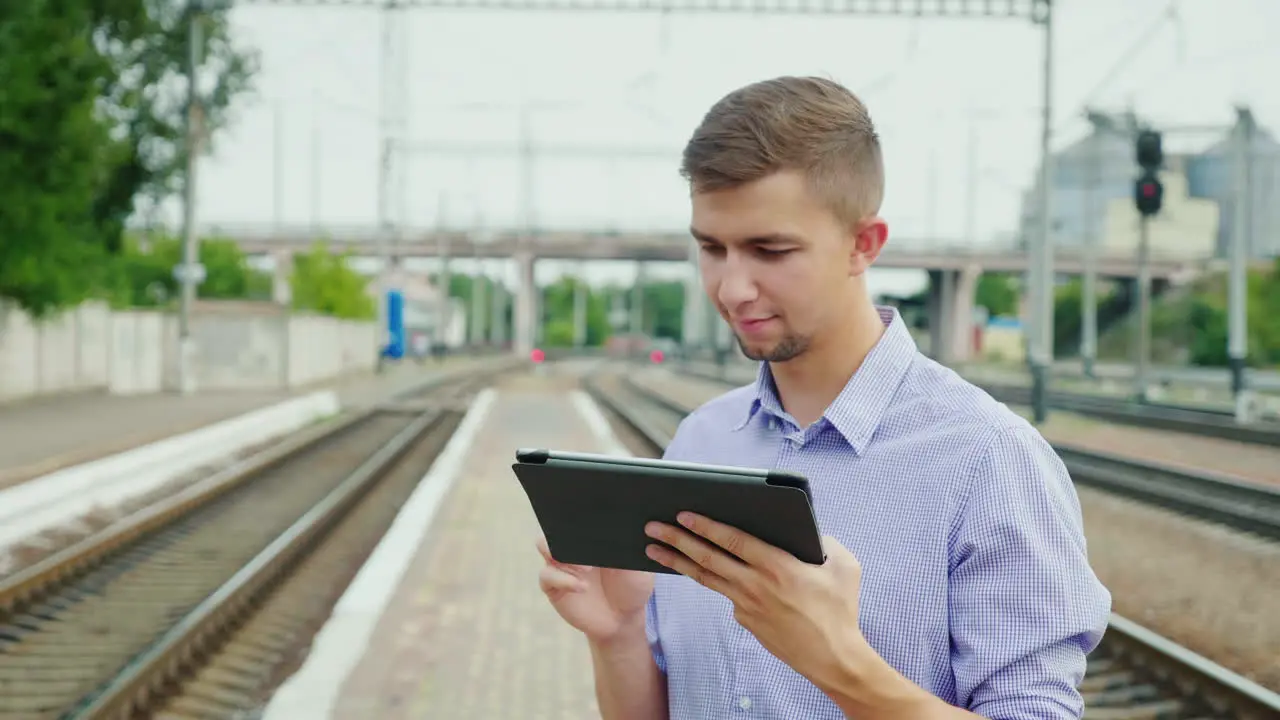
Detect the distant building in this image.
<box><xmin>1184</xmin><ymin>110</ymin><xmax>1280</xmax><ymax>258</ymax></box>
<box><xmin>1017</xmin><ymin>109</ymin><xmax>1279</xmax><ymax>260</ymax></box>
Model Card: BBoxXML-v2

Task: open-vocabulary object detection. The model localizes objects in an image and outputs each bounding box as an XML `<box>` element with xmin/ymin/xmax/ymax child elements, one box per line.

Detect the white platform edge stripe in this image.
<box><xmin>569</xmin><ymin>389</ymin><xmax>635</xmax><ymax>459</ymax></box>
<box><xmin>260</xmin><ymin>387</ymin><xmax>498</xmax><ymax>720</ymax></box>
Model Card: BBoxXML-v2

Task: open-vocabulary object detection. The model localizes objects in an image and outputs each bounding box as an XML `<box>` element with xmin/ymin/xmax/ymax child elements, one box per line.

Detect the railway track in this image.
<box><xmin>0</xmin><ymin>364</ymin><xmax>507</xmax><ymax>720</ymax></box>
<box><xmin>675</xmin><ymin>362</ymin><xmax>1280</xmax><ymax>447</ymax></box>
<box><xmin>671</xmin><ymin>363</ymin><xmax>1280</xmax><ymax>542</ymax></box>
<box><xmin>978</xmin><ymin>382</ymin><xmax>1280</xmax><ymax>448</ymax></box>
<box><xmin>584</xmin><ymin>368</ymin><xmax>1280</xmax><ymax>720</ymax></box>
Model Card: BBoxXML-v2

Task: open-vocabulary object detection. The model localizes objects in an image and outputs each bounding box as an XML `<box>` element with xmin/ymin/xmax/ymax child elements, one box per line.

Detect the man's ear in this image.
<box><xmin>848</xmin><ymin>216</ymin><xmax>888</xmax><ymax>277</ymax></box>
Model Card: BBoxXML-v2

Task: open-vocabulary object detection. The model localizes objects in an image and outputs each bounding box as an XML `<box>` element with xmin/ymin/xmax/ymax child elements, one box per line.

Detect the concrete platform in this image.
<box><xmin>263</xmin><ymin>370</ymin><xmax>630</xmax><ymax>720</ymax></box>
<box><xmin>0</xmin><ymin>357</ymin><xmax>488</xmax><ymax>490</ymax></box>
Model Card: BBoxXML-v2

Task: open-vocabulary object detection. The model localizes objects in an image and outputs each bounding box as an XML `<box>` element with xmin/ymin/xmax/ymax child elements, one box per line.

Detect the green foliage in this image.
<box><xmin>1102</xmin><ymin>260</ymin><xmax>1280</xmax><ymax>368</ymax></box>
<box><xmin>0</xmin><ymin>0</ymin><xmax>258</xmax><ymax>317</ymax></box>
<box><xmin>93</xmin><ymin>1</ymin><xmax>258</xmax><ymax>251</ymax></box>
<box><xmin>641</xmin><ymin>280</ymin><xmax>686</xmax><ymax>341</ymax></box>
<box><xmin>290</xmin><ymin>243</ymin><xmax>376</xmax><ymax>321</ymax></box>
<box><xmin>101</xmin><ymin>232</ymin><xmax>271</xmax><ymax>309</ymax></box>
<box><xmin>974</xmin><ymin>273</ymin><xmax>1019</xmax><ymax>318</ymax></box>
<box><xmin>1177</xmin><ymin>260</ymin><xmax>1280</xmax><ymax>368</ymax></box>
<box><xmin>442</xmin><ymin>272</ymin><xmax>511</xmax><ymax>342</ymax></box>
<box><xmin>539</xmin><ymin>277</ymin><xmax>612</xmax><ymax>347</ymax></box>
<box><xmin>0</xmin><ymin>0</ymin><xmax>119</xmax><ymax>317</ymax></box>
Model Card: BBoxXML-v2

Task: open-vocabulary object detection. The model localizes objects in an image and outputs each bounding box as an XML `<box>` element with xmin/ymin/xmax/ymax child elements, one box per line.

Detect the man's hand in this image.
<box><xmin>644</xmin><ymin>513</ymin><xmax>979</xmax><ymax>719</ymax></box>
<box><xmin>536</xmin><ymin>535</ymin><xmax>654</xmax><ymax>644</ymax></box>
<box><xmin>643</xmin><ymin>512</ymin><xmax>869</xmax><ymax>692</ymax></box>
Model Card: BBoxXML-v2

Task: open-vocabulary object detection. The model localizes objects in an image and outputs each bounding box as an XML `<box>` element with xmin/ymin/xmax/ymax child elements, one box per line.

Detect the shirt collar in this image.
<box><xmin>734</xmin><ymin>305</ymin><xmax>917</xmax><ymax>455</ymax></box>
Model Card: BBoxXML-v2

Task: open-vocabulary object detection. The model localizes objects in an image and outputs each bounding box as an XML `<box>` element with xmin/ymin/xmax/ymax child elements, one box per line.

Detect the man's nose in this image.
<box><xmin>716</xmin><ymin>255</ymin><xmax>758</xmax><ymax>308</ymax></box>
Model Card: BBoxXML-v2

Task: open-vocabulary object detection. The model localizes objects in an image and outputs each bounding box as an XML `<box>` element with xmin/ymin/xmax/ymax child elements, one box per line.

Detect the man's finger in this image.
<box><xmin>645</xmin><ymin>522</ymin><xmax>751</xmax><ymax>587</ymax></box>
<box><xmin>646</xmin><ymin>543</ymin><xmax>736</xmax><ymax>599</ymax></box>
<box><xmin>536</xmin><ymin>536</ymin><xmax>592</xmax><ymax>575</ymax></box>
<box><xmin>539</xmin><ymin>565</ymin><xmax>587</xmax><ymax>594</ymax></box>
<box><xmin>676</xmin><ymin>512</ymin><xmax>786</xmax><ymax>567</ymax></box>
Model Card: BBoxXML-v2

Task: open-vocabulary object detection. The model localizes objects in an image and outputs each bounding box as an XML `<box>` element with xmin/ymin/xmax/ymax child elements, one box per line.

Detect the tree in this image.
<box><xmin>0</xmin><ymin>0</ymin><xmax>258</xmax><ymax>318</ymax></box>
<box><xmin>642</xmin><ymin>280</ymin><xmax>686</xmax><ymax>341</ymax></box>
<box><xmin>974</xmin><ymin>273</ymin><xmax>1019</xmax><ymax>318</ymax></box>
<box><xmin>1183</xmin><ymin>261</ymin><xmax>1280</xmax><ymax>368</ymax></box>
<box><xmin>0</xmin><ymin>0</ymin><xmax>119</xmax><ymax>317</ymax></box>
<box><xmin>540</xmin><ymin>276</ymin><xmax>611</xmax><ymax>347</ymax></box>
<box><xmin>290</xmin><ymin>243</ymin><xmax>376</xmax><ymax>320</ymax></box>
<box><xmin>441</xmin><ymin>273</ymin><xmax>512</xmax><ymax>343</ymax></box>
<box><xmin>93</xmin><ymin>1</ymin><xmax>258</xmax><ymax>254</ymax></box>
<box><xmin>102</xmin><ymin>232</ymin><xmax>271</xmax><ymax>308</ymax></box>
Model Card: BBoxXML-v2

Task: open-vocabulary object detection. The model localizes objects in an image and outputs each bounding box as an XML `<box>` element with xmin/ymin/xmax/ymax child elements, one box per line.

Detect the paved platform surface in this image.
<box><xmin>671</xmin><ymin>365</ymin><xmax>1280</xmax><ymax>486</ymax></box>
<box><xmin>0</xmin><ymin>357</ymin><xmax>485</xmax><ymax>488</ymax></box>
<box><xmin>328</xmin><ymin>371</ymin><xmax>605</xmax><ymax>719</ymax></box>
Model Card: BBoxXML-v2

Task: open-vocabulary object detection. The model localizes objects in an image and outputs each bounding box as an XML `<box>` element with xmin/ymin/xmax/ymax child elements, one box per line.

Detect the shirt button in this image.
<box><xmin>739</xmin><ymin>696</ymin><xmax>752</xmax><ymax>710</ymax></box>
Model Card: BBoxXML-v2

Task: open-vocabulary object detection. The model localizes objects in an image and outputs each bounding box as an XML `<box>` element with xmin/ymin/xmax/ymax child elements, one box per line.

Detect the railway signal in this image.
<box><xmin>1133</xmin><ymin>129</ymin><xmax>1164</xmax><ymax>217</ymax></box>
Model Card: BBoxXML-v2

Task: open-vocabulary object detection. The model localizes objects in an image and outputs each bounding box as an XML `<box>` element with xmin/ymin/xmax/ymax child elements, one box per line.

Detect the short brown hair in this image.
<box><xmin>680</xmin><ymin>75</ymin><xmax>884</xmax><ymax>224</ymax></box>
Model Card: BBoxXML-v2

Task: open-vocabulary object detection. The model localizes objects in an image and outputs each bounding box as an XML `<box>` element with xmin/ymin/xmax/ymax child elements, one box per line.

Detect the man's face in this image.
<box><xmin>689</xmin><ymin>170</ymin><xmax>883</xmax><ymax>363</ymax></box>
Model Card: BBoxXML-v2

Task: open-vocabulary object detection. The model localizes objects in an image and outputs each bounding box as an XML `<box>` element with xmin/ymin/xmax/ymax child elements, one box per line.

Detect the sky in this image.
<box><xmin>175</xmin><ymin>0</ymin><xmax>1280</xmax><ymax>294</ymax></box>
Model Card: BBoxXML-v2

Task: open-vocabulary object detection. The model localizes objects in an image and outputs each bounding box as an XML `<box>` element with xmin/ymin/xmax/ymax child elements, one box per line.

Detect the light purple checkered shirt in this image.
<box><xmin>648</xmin><ymin>306</ymin><xmax>1112</xmax><ymax>719</ymax></box>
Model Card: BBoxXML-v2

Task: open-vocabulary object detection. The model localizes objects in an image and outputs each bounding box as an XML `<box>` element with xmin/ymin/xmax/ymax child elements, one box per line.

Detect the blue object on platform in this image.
<box><xmin>383</xmin><ymin>290</ymin><xmax>406</xmax><ymax>359</ymax></box>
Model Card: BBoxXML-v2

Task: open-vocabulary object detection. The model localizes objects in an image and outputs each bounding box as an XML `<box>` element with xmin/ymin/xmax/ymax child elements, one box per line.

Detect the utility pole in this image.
<box><xmin>1081</xmin><ymin>118</ymin><xmax>1101</xmax><ymax>379</ymax></box>
<box><xmin>1134</xmin><ymin>213</ymin><xmax>1152</xmax><ymax>401</ymax></box>
<box><xmin>310</xmin><ymin>93</ymin><xmax>321</xmax><ymax>235</ymax></box>
<box><xmin>273</xmin><ymin>100</ymin><xmax>284</xmax><ymax>235</ymax></box>
<box><xmin>374</xmin><ymin>1</ymin><xmax>407</xmax><ymax>368</ymax></box>
<box><xmin>927</xmin><ymin>145</ymin><xmax>938</xmax><ymax>242</ymax></box>
<box><xmin>1132</xmin><ymin>128</ymin><xmax>1164</xmax><ymax>403</ymax></box>
<box><xmin>470</xmin><ymin>209</ymin><xmax>487</xmax><ymax>348</ymax></box>
<box><xmin>435</xmin><ymin>191</ymin><xmax>451</xmax><ymax>353</ymax></box>
<box><xmin>572</xmin><ymin>265</ymin><xmax>587</xmax><ymax>348</ymax></box>
<box><xmin>375</xmin><ymin>7</ymin><xmax>393</xmax><ymax>367</ymax></box>
<box><xmin>1029</xmin><ymin>0</ymin><xmax>1055</xmax><ymax>425</ymax></box>
<box><xmin>1228</xmin><ymin>107</ymin><xmax>1253</xmax><ymax>398</ymax></box>
<box><xmin>964</xmin><ymin>121</ymin><xmax>977</xmax><ymax>247</ymax></box>
<box><xmin>176</xmin><ymin>1</ymin><xmax>205</xmax><ymax>396</ymax></box>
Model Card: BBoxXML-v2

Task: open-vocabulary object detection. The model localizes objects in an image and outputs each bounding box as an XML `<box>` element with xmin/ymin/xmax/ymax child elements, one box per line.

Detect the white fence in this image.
<box><xmin>0</xmin><ymin>300</ymin><xmax>378</xmax><ymax>402</ymax></box>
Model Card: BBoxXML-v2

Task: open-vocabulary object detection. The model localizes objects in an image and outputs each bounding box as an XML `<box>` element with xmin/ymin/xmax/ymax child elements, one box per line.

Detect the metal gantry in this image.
<box><xmin>183</xmin><ymin>0</ymin><xmax>1056</xmax><ymax>408</ymax></box>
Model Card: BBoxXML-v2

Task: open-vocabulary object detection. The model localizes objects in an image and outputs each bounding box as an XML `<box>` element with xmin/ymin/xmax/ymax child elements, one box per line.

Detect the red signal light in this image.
<box><xmin>1141</xmin><ymin>183</ymin><xmax>1156</xmax><ymax>198</ymax></box>
<box><xmin>530</xmin><ymin>348</ymin><xmax>545</xmax><ymax>364</ymax></box>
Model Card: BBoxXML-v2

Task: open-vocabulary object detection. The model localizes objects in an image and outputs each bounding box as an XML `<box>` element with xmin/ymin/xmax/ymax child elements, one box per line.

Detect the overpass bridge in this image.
<box><xmin>204</xmin><ymin>222</ymin><xmax>1225</xmax><ymax>364</ymax></box>
<box><xmin>211</xmin><ymin>223</ymin><xmax>1205</xmax><ymax>280</ymax></box>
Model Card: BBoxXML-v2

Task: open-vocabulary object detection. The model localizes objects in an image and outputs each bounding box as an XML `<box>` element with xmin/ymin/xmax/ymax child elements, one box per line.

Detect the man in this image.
<box><xmin>536</xmin><ymin>75</ymin><xmax>1111</xmax><ymax>719</ymax></box>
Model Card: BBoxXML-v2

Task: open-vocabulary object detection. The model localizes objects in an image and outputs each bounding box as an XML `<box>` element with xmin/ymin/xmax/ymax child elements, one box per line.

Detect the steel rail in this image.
<box><xmin>0</xmin><ymin>361</ymin><xmax>513</xmax><ymax>720</ymax></box>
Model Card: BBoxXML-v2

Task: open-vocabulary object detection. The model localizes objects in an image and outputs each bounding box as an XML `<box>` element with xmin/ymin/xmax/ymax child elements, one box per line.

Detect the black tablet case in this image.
<box><xmin>513</xmin><ymin>449</ymin><xmax>826</xmax><ymax>574</ymax></box>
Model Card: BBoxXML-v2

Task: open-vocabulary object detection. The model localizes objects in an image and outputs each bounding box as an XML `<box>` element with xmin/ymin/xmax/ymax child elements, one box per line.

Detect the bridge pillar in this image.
<box><xmin>630</xmin><ymin>261</ymin><xmax>646</xmax><ymax>336</ymax></box>
<box><xmin>489</xmin><ymin>278</ymin><xmax>507</xmax><ymax>347</ymax></box>
<box><xmin>513</xmin><ymin>250</ymin><xmax>537</xmax><ymax>357</ymax></box>
<box><xmin>572</xmin><ymin>262</ymin><xmax>588</xmax><ymax>348</ymax></box>
<box><xmin>681</xmin><ymin>244</ymin><xmax>708</xmax><ymax>351</ymax></box>
<box><xmin>469</xmin><ymin>264</ymin><xmax>488</xmax><ymax>347</ymax></box>
<box><xmin>271</xmin><ymin>249</ymin><xmax>294</xmax><ymax>306</ymax></box>
<box><xmin>927</xmin><ymin>265</ymin><xmax>980</xmax><ymax>365</ymax></box>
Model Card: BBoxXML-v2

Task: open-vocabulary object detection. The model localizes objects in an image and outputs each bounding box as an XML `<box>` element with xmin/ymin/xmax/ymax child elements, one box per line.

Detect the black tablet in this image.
<box><xmin>512</xmin><ymin>448</ymin><xmax>826</xmax><ymax>574</ymax></box>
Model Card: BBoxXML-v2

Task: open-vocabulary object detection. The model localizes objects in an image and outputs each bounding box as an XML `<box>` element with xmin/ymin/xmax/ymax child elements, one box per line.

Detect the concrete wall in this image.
<box><xmin>0</xmin><ymin>301</ymin><xmax>113</xmax><ymax>401</ymax></box>
<box><xmin>0</xmin><ymin>300</ymin><xmax>377</xmax><ymax>403</ymax></box>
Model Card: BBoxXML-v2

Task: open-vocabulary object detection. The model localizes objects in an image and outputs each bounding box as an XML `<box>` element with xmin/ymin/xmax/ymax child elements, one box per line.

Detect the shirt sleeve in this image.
<box><xmin>947</xmin><ymin>424</ymin><xmax>1112</xmax><ymax>719</ymax></box>
<box><xmin>645</xmin><ymin>591</ymin><xmax>667</xmax><ymax>674</ymax></box>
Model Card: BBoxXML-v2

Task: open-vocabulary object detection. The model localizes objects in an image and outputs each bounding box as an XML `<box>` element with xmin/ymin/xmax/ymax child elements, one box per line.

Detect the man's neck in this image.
<box><xmin>769</xmin><ymin>303</ymin><xmax>886</xmax><ymax>428</ymax></box>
